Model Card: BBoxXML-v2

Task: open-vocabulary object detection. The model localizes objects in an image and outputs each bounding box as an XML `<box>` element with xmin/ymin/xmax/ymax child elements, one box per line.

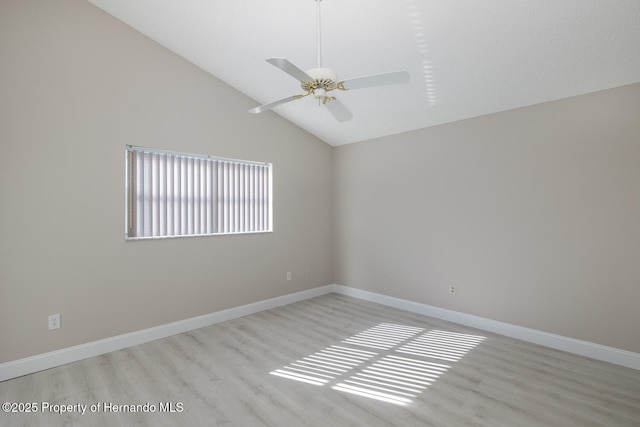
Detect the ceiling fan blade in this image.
<box><xmin>339</xmin><ymin>70</ymin><xmax>410</xmax><ymax>90</ymax></box>
<box><xmin>248</xmin><ymin>95</ymin><xmax>301</xmax><ymax>114</ymax></box>
<box><xmin>324</xmin><ymin>99</ymin><xmax>353</xmax><ymax>122</ymax></box>
<box><xmin>266</xmin><ymin>58</ymin><xmax>313</xmax><ymax>82</ymax></box>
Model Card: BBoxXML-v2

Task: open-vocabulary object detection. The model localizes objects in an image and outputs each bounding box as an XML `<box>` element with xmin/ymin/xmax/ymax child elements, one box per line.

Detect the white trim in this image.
<box><xmin>0</xmin><ymin>285</ymin><xmax>334</xmax><ymax>382</ymax></box>
<box><xmin>331</xmin><ymin>284</ymin><xmax>640</xmax><ymax>371</ymax></box>
<box><xmin>2</xmin><ymin>284</ymin><xmax>638</xmax><ymax>382</ymax></box>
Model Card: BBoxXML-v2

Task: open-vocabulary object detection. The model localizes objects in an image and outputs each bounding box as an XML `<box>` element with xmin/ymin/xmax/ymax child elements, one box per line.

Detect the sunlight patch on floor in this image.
<box><xmin>270</xmin><ymin>323</ymin><xmax>485</xmax><ymax>405</ymax></box>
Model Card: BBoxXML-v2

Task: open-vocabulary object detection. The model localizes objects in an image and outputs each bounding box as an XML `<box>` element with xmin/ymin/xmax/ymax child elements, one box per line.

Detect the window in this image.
<box><xmin>126</xmin><ymin>145</ymin><xmax>272</xmax><ymax>239</ymax></box>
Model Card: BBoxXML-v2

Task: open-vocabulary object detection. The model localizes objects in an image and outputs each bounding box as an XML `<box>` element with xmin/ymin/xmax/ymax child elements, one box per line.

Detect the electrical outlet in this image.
<box><xmin>450</xmin><ymin>285</ymin><xmax>456</xmax><ymax>295</ymax></box>
<box><xmin>48</xmin><ymin>313</ymin><xmax>61</xmax><ymax>330</ymax></box>
<box><xmin>286</xmin><ymin>272</ymin><xmax>292</xmax><ymax>281</ymax></box>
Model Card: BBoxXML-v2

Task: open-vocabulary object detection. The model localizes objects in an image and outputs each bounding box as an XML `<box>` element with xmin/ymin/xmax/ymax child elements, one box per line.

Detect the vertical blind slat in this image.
<box><xmin>200</xmin><ymin>160</ymin><xmax>206</xmax><ymax>234</ymax></box>
<box><xmin>251</xmin><ymin>165</ymin><xmax>257</xmax><ymax>231</ymax></box>
<box><xmin>189</xmin><ymin>159</ymin><xmax>200</xmax><ymax>234</ymax></box>
<box><xmin>159</xmin><ymin>155</ymin><xmax>166</xmax><ymax>236</ymax></box>
<box><xmin>142</xmin><ymin>153</ymin><xmax>151</xmax><ymax>236</ymax></box>
<box><xmin>258</xmin><ymin>166</ymin><xmax>262</xmax><ymax>231</ymax></box>
<box><xmin>152</xmin><ymin>153</ymin><xmax>159</xmax><ymax>236</ymax></box>
<box><xmin>166</xmin><ymin>156</ymin><xmax>173</xmax><ymax>236</ymax></box>
<box><xmin>217</xmin><ymin>162</ymin><xmax>223</xmax><ymax>233</ymax></box>
<box><xmin>180</xmin><ymin>157</ymin><xmax>187</xmax><ymax>235</ymax></box>
<box><xmin>228</xmin><ymin>162</ymin><xmax>233</xmax><ymax>233</ymax></box>
<box><xmin>186</xmin><ymin>158</ymin><xmax>193</xmax><ymax>235</ymax></box>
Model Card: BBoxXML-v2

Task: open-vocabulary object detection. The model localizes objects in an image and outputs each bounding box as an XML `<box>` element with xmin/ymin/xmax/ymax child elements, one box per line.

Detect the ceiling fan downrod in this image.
<box><xmin>316</xmin><ymin>0</ymin><xmax>322</xmax><ymax>69</ymax></box>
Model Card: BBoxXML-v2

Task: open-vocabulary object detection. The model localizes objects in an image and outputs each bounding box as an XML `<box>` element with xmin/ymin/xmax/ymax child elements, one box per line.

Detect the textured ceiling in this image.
<box><xmin>88</xmin><ymin>0</ymin><xmax>640</xmax><ymax>146</ymax></box>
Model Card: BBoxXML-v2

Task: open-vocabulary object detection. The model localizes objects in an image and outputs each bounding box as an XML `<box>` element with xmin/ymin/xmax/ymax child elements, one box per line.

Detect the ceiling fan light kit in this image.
<box><xmin>248</xmin><ymin>0</ymin><xmax>410</xmax><ymax>122</ymax></box>
<box><xmin>302</xmin><ymin>68</ymin><xmax>338</xmax><ymax>95</ymax></box>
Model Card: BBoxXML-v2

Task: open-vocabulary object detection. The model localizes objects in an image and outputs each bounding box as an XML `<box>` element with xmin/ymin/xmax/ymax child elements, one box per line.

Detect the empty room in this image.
<box><xmin>1</xmin><ymin>0</ymin><xmax>639</xmax><ymax>426</ymax></box>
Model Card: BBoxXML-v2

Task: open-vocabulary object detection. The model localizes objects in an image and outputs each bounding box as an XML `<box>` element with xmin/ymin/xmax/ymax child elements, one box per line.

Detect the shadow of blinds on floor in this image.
<box><xmin>270</xmin><ymin>323</ymin><xmax>485</xmax><ymax>405</ymax></box>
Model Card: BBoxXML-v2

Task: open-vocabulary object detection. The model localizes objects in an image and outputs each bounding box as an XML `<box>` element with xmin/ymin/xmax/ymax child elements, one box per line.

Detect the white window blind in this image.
<box><xmin>126</xmin><ymin>146</ymin><xmax>272</xmax><ymax>239</ymax></box>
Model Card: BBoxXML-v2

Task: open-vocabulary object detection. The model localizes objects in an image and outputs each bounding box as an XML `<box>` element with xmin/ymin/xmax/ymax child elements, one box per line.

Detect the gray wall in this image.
<box><xmin>334</xmin><ymin>83</ymin><xmax>640</xmax><ymax>353</ymax></box>
<box><xmin>0</xmin><ymin>0</ymin><xmax>333</xmax><ymax>363</ymax></box>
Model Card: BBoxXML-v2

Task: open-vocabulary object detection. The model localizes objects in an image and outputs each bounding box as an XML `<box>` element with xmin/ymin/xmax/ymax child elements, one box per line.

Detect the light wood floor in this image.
<box><xmin>1</xmin><ymin>294</ymin><xmax>639</xmax><ymax>426</ymax></box>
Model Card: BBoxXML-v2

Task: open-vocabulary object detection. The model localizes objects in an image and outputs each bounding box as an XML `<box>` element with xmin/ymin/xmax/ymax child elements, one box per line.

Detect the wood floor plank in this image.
<box><xmin>1</xmin><ymin>293</ymin><xmax>639</xmax><ymax>426</ymax></box>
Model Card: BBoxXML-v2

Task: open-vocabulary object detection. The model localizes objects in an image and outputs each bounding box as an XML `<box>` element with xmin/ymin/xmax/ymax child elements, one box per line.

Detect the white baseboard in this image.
<box><xmin>0</xmin><ymin>285</ymin><xmax>334</xmax><ymax>382</ymax></box>
<box><xmin>2</xmin><ymin>283</ymin><xmax>638</xmax><ymax>382</ymax></box>
<box><xmin>331</xmin><ymin>284</ymin><xmax>640</xmax><ymax>371</ymax></box>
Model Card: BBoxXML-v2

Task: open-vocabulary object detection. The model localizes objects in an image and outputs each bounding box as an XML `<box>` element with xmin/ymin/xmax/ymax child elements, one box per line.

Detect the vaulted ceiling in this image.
<box><xmin>88</xmin><ymin>0</ymin><xmax>640</xmax><ymax>146</ymax></box>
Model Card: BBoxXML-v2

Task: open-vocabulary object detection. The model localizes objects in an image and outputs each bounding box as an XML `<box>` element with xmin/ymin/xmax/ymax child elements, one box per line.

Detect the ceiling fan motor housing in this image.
<box><xmin>302</xmin><ymin>67</ymin><xmax>338</xmax><ymax>99</ymax></box>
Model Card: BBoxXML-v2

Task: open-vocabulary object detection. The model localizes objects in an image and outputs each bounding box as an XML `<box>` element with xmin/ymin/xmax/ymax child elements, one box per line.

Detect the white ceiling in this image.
<box><xmin>88</xmin><ymin>0</ymin><xmax>640</xmax><ymax>146</ymax></box>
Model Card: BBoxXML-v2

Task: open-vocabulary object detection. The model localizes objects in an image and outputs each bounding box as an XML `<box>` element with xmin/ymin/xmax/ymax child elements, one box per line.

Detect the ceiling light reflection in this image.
<box><xmin>406</xmin><ymin>0</ymin><xmax>437</xmax><ymax>105</ymax></box>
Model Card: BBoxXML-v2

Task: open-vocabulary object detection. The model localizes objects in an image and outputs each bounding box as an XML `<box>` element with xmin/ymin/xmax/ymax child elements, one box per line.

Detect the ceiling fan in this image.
<box><xmin>248</xmin><ymin>0</ymin><xmax>410</xmax><ymax>122</ymax></box>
